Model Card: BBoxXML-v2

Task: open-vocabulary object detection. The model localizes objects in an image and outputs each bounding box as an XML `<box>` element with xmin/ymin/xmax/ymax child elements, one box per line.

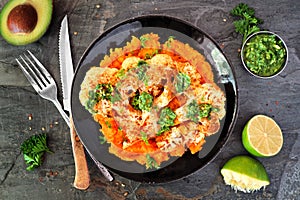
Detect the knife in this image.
<box><xmin>59</xmin><ymin>15</ymin><xmax>90</xmax><ymax>190</ymax></box>
<box><xmin>59</xmin><ymin>15</ymin><xmax>113</xmax><ymax>189</ymax></box>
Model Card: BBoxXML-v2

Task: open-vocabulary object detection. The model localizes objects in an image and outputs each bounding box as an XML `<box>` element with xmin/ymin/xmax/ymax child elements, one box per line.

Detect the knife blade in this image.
<box><xmin>59</xmin><ymin>15</ymin><xmax>113</xmax><ymax>186</ymax></box>
<box><xmin>59</xmin><ymin>16</ymin><xmax>73</xmax><ymax>112</ymax></box>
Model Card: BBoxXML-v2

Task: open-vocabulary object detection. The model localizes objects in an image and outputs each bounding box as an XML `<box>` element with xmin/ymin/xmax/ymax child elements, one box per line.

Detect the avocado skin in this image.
<box><xmin>0</xmin><ymin>0</ymin><xmax>53</xmax><ymax>46</ymax></box>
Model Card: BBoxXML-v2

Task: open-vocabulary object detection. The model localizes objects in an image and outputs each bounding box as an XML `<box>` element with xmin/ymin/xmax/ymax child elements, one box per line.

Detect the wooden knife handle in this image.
<box><xmin>70</xmin><ymin>116</ymin><xmax>90</xmax><ymax>190</ymax></box>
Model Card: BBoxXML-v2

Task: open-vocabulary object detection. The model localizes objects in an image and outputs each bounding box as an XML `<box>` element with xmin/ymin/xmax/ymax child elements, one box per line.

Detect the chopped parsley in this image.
<box><xmin>145</xmin><ymin>49</ymin><xmax>159</xmax><ymax>59</ymax></box>
<box><xmin>99</xmin><ymin>135</ymin><xmax>107</xmax><ymax>144</ymax></box>
<box><xmin>175</xmin><ymin>72</ymin><xmax>191</xmax><ymax>93</ymax></box>
<box><xmin>105</xmin><ymin>121</ymin><xmax>112</xmax><ymax>128</ymax></box>
<box><xmin>157</xmin><ymin>107</ymin><xmax>177</xmax><ymax>135</ymax></box>
<box><xmin>139</xmin><ymin>92</ymin><xmax>153</xmax><ymax>111</ymax></box>
<box><xmin>131</xmin><ymin>91</ymin><xmax>140</xmax><ymax>110</ymax></box>
<box><xmin>140</xmin><ymin>36</ymin><xmax>149</xmax><ymax>48</ymax></box>
<box><xmin>130</xmin><ymin>91</ymin><xmax>153</xmax><ymax>112</ymax></box>
<box><xmin>157</xmin><ymin>126</ymin><xmax>171</xmax><ymax>136</ymax></box>
<box><xmin>146</xmin><ymin>154</ymin><xmax>159</xmax><ymax>169</ymax></box>
<box><xmin>186</xmin><ymin>100</ymin><xmax>212</xmax><ymax>122</ymax></box>
<box><xmin>141</xmin><ymin>131</ymin><xmax>149</xmax><ymax>144</ymax></box>
<box><xmin>136</xmin><ymin>60</ymin><xmax>149</xmax><ymax>84</ymax></box>
<box><xmin>116</xmin><ymin>68</ymin><xmax>126</xmax><ymax>78</ymax></box>
<box><xmin>111</xmin><ymin>88</ymin><xmax>122</xmax><ymax>104</ymax></box>
<box><xmin>166</xmin><ymin>36</ymin><xmax>175</xmax><ymax>48</ymax></box>
<box><xmin>86</xmin><ymin>83</ymin><xmax>113</xmax><ymax>112</ymax></box>
<box><xmin>243</xmin><ymin>33</ymin><xmax>287</xmax><ymax>76</ymax></box>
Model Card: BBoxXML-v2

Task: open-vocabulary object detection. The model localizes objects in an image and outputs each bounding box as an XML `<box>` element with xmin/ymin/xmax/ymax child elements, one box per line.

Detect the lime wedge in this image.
<box><xmin>221</xmin><ymin>155</ymin><xmax>270</xmax><ymax>193</ymax></box>
<box><xmin>242</xmin><ymin>115</ymin><xmax>283</xmax><ymax>157</ymax></box>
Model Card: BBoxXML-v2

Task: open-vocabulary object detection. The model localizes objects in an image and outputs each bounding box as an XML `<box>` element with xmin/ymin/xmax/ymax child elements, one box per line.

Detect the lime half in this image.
<box><xmin>221</xmin><ymin>155</ymin><xmax>270</xmax><ymax>193</ymax></box>
<box><xmin>242</xmin><ymin>115</ymin><xmax>283</xmax><ymax>157</ymax></box>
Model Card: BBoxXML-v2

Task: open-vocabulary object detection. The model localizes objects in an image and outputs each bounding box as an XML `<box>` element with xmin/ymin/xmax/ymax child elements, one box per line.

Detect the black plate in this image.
<box><xmin>71</xmin><ymin>15</ymin><xmax>238</xmax><ymax>183</ymax></box>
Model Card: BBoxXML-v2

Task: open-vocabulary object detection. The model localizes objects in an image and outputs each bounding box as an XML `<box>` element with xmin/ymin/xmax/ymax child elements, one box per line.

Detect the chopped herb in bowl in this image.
<box><xmin>241</xmin><ymin>31</ymin><xmax>288</xmax><ymax>78</ymax></box>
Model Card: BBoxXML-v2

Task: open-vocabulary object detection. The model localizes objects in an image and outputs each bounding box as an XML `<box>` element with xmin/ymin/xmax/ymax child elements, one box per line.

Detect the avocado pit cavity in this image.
<box><xmin>7</xmin><ymin>4</ymin><xmax>38</xmax><ymax>34</ymax></box>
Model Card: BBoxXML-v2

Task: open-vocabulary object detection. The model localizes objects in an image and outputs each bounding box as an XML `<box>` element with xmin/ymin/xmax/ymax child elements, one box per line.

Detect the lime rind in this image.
<box><xmin>242</xmin><ymin>122</ymin><xmax>264</xmax><ymax>157</ymax></box>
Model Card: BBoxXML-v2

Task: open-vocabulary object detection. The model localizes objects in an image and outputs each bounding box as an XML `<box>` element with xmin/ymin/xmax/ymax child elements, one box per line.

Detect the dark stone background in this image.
<box><xmin>0</xmin><ymin>0</ymin><xmax>299</xmax><ymax>199</ymax></box>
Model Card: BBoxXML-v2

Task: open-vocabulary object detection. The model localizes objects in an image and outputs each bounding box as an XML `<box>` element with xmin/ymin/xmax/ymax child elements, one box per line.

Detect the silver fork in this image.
<box><xmin>16</xmin><ymin>50</ymin><xmax>70</xmax><ymax>127</ymax></box>
<box><xmin>16</xmin><ymin>50</ymin><xmax>114</xmax><ymax>183</ymax></box>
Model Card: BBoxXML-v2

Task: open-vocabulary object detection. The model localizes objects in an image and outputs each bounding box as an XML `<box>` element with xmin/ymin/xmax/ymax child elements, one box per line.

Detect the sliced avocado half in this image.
<box><xmin>0</xmin><ymin>0</ymin><xmax>53</xmax><ymax>46</ymax></box>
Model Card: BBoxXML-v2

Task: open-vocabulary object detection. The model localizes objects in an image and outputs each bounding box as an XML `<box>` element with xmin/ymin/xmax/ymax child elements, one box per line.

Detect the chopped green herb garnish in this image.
<box><xmin>141</xmin><ymin>131</ymin><xmax>149</xmax><ymax>144</ymax></box>
<box><xmin>95</xmin><ymin>83</ymin><xmax>113</xmax><ymax>100</ymax></box>
<box><xmin>140</xmin><ymin>36</ymin><xmax>149</xmax><ymax>48</ymax></box>
<box><xmin>20</xmin><ymin>133</ymin><xmax>52</xmax><ymax>171</ymax></box>
<box><xmin>99</xmin><ymin>135</ymin><xmax>107</xmax><ymax>144</ymax></box>
<box><xmin>116</xmin><ymin>69</ymin><xmax>126</xmax><ymax>78</ymax></box>
<box><xmin>243</xmin><ymin>34</ymin><xmax>287</xmax><ymax>76</ymax></box>
<box><xmin>111</xmin><ymin>88</ymin><xmax>122</xmax><ymax>103</ymax></box>
<box><xmin>166</xmin><ymin>36</ymin><xmax>175</xmax><ymax>48</ymax></box>
<box><xmin>105</xmin><ymin>121</ymin><xmax>112</xmax><ymax>128</ymax></box>
<box><xmin>86</xmin><ymin>83</ymin><xmax>113</xmax><ymax>112</ymax></box>
<box><xmin>186</xmin><ymin>100</ymin><xmax>212</xmax><ymax>122</ymax></box>
<box><xmin>136</xmin><ymin>60</ymin><xmax>149</xmax><ymax>82</ymax></box>
<box><xmin>131</xmin><ymin>91</ymin><xmax>141</xmax><ymax>110</ymax></box>
<box><xmin>145</xmin><ymin>49</ymin><xmax>159</xmax><ymax>59</ymax></box>
<box><xmin>139</xmin><ymin>92</ymin><xmax>153</xmax><ymax>111</ymax></box>
<box><xmin>157</xmin><ymin>107</ymin><xmax>176</xmax><ymax>135</ymax></box>
<box><xmin>130</xmin><ymin>91</ymin><xmax>153</xmax><ymax>111</ymax></box>
<box><xmin>146</xmin><ymin>154</ymin><xmax>159</xmax><ymax>169</ymax></box>
<box><xmin>157</xmin><ymin>126</ymin><xmax>170</xmax><ymax>136</ymax></box>
<box><xmin>230</xmin><ymin>3</ymin><xmax>263</xmax><ymax>42</ymax></box>
<box><xmin>175</xmin><ymin>72</ymin><xmax>191</xmax><ymax>93</ymax></box>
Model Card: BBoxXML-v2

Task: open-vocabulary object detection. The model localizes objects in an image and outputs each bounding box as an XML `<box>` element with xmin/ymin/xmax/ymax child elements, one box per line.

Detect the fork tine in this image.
<box><xmin>27</xmin><ymin>50</ymin><xmax>54</xmax><ymax>84</ymax></box>
<box><xmin>16</xmin><ymin>57</ymin><xmax>42</xmax><ymax>92</ymax></box>
<box><xmin>23</xmin><ymin>53</ymin><xmax>49</xmax><ymax>87</ymax></box>
<box><xmin>22</xmin><ymin>54</ymin><xmax>48</xmax><ymax>89</ymax></box>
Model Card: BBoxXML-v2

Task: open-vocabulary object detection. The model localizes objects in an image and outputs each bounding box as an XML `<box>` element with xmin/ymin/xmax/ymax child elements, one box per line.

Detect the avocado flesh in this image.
<box><xmin>0</xmin><ymin>0</ymin><xmax>53</xmax><ymax>46</ymax></box>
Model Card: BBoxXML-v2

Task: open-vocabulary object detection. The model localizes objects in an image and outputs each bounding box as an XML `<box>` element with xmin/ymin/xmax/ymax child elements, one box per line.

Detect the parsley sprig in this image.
<box><xmin>20</xmin><ymin>133</ymin><xmax>52</xmax><ymax>171</ymax></box>
<box><xmin>230</xmin><ymin>3</ymin><xmax>263</xmax><ymax>42</ymax></box>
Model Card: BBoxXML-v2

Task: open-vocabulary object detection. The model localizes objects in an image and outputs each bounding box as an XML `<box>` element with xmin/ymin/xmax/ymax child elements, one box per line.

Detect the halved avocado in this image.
<box><xmin>0</xmin><ymin>0</ymin><xmax>53</xmax><ymax>46</ymax></box>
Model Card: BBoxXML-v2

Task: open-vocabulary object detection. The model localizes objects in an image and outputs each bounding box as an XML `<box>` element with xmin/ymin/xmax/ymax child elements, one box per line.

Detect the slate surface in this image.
<box><xmin>0</xmin><ymin>0</ymin><xmax>299</xmax><ymax>199</ymax></box>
